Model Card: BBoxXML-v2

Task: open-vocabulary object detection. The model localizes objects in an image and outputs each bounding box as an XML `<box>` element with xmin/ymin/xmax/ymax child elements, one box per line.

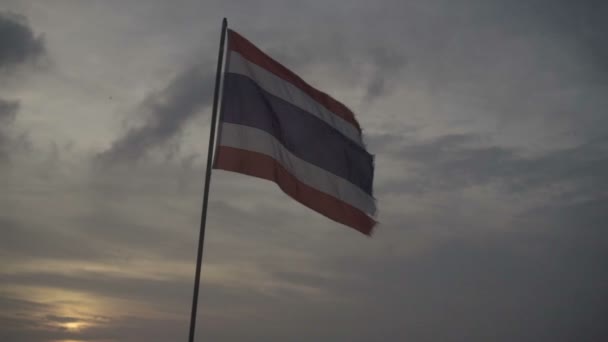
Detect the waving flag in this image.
<box><xmin>213</xmin><ymin>29</ymin><xmax>376</xmax><ymax>235</ymax></box>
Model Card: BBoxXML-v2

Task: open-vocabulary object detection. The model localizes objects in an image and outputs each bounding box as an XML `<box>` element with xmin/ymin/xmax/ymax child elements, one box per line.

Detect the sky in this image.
<box><xmin>1</xmin><ymin>0</ymin><xmax>607</xmax><ymax>341</ymax></box>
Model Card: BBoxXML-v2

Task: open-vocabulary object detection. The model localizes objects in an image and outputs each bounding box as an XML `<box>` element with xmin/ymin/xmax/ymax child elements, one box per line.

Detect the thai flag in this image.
<box><xmin>213</xmin><ymin>29</ymin><xmax>377</xmax><ymax>235</ymax></box>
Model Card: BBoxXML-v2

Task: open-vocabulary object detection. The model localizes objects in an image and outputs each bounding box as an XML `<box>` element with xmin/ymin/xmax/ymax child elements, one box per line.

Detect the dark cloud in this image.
<box><xmin>3</xmin><ymin>154</ymin><xmax>608</xmax><ymax>342</ymax></box>
<box><xmin>0</xmin><ymin>99</ymin><xmax>19</xmax><ymax>160</ymax></box>
<box><xmin>97</xmin><ymin>64</ymin><xmax>215</xmax><ymax>164</ymax></box>
<box><xmin>255</xmin><ymin>19</ymin><xmax>408</xmax><ymax>107</ymax></box>
<box><xmin>377</xmin><ymin>133</ymin><xmax>608</xmax><ymax>197</ymax></box>
<box><xmin>0</xmin><ymin>98</ymin><xmax>18</xmax><ymax>121</ymax></box>
<box><xmin>529</xmin><ymin>0</ymin><xmax>608</xmax><ymax>79</ymax></box>
<box><xmin>0</xmin><ymin>216</ymin><xmax>115</xmax><ymax>262</ymax></box>
<box><xmin>301</xmin><ymin>197</ymin><xmax>608</xmax><ymax>342</ymax></box>
<box><xmin>198</xmin><ymin>198</ymin><xmax>608</xmax><ymax>342</ymax></box>
<box><xmin>0</xmin><ymin>11</ymin><xmax>44</xmax><ymax>162</ymax></box>
<box><xmin>0</xmin><ymin>271</ymin><xmax>191</xmax><ymax>310</ymax></box>
<box><xmin>1</xmin><ymin>301</ymin><xmax>184</xmax><ymax>342</ymax></box>
<box><xmin>0</xmin><ymin>11</ymin><xmax>45</xmax><ymax>70</ymax></box>
<box><xmin>364</xmin><ymin>47</ymin><xmax>408</xmax><ymax>103</ymax></box>
<box><xmin>44</xmin><ymin>314</ymin><xmax>80</xmax><ymax>324</ymax></box>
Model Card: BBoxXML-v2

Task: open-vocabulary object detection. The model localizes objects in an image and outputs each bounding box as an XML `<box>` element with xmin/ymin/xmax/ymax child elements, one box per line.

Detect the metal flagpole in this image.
<box><xmin>188</xmin><ymin>17</ymin><xmax>228</xmax><ymax>342</ymax></box>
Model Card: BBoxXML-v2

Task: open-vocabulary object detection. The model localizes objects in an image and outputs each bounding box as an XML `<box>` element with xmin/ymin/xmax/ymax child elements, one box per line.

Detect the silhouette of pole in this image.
<box><xmin>188</xmin><ymin>17</ymin><xmax>227</xmax><ymax>342</ymax></box>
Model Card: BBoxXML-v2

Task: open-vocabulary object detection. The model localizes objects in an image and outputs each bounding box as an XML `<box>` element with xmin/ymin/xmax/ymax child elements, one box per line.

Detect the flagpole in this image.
<box><xmin>188</xmin><ymin>17</ymin><xmax>228</xmax><ymax>342</ymax></box>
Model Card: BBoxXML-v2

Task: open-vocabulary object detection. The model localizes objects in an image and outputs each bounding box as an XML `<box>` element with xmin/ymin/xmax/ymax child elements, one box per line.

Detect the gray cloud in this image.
<box><xmin>0</xmin><ymin>11</ymin><xmax>44</xmax><ymax>70</ymax></box>
<box><xmin>97</xmin><ymin>63</ymin><xmax>215</xmax><ymax>164</ymax></box>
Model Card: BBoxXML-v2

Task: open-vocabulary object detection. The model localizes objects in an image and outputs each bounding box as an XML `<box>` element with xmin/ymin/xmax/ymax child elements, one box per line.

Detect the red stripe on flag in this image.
<box><xmin>227</xmin><ymin>30</ymin><xmax>362</xmax><ymax>132</ymax></box>
<box><xmin>214</xmin><ymin>146</ymin><xmax>375</xmax><ymax>235</ymax></box>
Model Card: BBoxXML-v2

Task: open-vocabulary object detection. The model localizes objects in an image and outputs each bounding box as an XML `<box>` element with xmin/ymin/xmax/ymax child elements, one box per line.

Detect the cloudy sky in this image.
<box><xmin>1</xmin><ymin>0</ymin><xmax>607</xmax><ymax>341</ymax></box>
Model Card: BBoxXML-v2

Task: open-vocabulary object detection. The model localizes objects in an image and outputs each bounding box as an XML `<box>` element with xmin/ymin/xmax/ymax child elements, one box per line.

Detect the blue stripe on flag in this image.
<box><xmin>220</xmin><ymin>73</ymin><xmax>374</xmax><ymax>195</ymax></box>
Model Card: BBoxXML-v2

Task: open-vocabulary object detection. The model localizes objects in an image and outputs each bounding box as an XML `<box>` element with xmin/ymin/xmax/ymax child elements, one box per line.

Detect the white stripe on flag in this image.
<box><xmin>218</xmin><ymin>122</ymin><xmax>376</xmax><ymax>215</ymax></box>
<box><xmin>228</xmin><ymin>51</ymin><xmax>364</xmax><ymax>147</ymax></box>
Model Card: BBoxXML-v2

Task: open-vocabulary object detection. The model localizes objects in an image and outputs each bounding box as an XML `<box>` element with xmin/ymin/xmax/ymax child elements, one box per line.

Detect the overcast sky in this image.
<box><xmin>1</xmin><ymin>1</ymin><xmax>607</xmax><ymax>341</ymax></box>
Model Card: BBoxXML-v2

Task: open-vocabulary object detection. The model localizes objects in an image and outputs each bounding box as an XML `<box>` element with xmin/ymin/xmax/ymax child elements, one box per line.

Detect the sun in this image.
<box><xmin>61</xmin><ymin>321</ymin><xmax>85</xmax><ymax>332</ymax></box>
